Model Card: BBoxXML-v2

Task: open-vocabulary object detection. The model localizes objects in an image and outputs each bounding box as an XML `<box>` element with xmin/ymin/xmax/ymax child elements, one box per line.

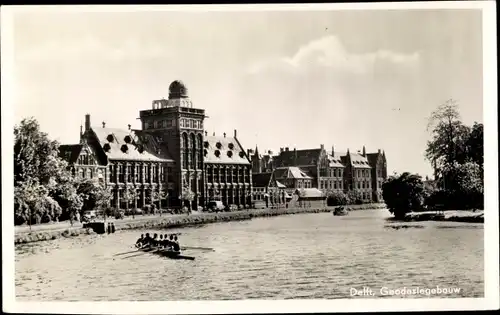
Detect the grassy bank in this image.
<box><xmin>14</xmin><ymin>203</ymin><xmax>386</xmax><ymax>245</ymax></box>
<box><xmin>403</xmin><ymin>210</ymin><xmax>484</xmax><ymax>223</ymax></box>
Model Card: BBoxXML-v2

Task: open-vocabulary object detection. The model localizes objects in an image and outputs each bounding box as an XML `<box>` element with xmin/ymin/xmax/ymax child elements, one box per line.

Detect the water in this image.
<box><xmin>15</xmin><ymin>210</ymin><xmax>484</xmax><ymax>300</ymax></box>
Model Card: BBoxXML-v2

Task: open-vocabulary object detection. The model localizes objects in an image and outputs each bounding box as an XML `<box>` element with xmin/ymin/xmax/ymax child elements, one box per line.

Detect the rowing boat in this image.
<box><xmin>137</xmin><ymin>247</ymin><xmax>196</xmax><ymax>260</ymax></box>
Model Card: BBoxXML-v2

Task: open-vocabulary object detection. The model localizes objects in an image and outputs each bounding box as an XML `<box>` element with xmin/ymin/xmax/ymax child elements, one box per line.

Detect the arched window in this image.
<box><xmin>190</xmin><ymin>133</ymin><xmax>196</xmax><ymax>169</ymax></box>
<box><xmin>182</xmin><ymin>133</ymin><xmax>189</xmax><ymax>169</ymax></box>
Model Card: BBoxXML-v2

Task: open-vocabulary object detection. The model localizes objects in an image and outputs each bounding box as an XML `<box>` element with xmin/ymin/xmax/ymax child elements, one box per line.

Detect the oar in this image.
<box><xmin>114</xmin><ymin>248</ymin><xmax>141</xmax><ymax>256</ymax></box>
<box><xmin>181</xmin><ymin>246</ymin><xmax>215</xmax><ymax>252</ymax></box>
<box><xmin>121</xmin><ymin>247</ymin><xmax>160</xmax><ymax>259</ymax></box>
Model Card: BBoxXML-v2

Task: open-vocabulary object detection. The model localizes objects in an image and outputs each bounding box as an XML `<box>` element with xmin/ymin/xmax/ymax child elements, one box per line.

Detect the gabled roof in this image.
<box><xmin>327</xmin><ymin>153</ymin><xmax>346</xmax><ymax>168</ymax></box>
<box><xmin>273</xmin><ymin>149</ymin><xmax>322</xmax><ymax>167</ymax></box>
<box><xmin>58</xmin><ymin>144</ymin><xmax>84</xmax><ymax>164</ymax></box>
<box><xmin>90</xmin><ymin>126</ymin><xmax>174</xmax><ymax>162</ymax></box>
<box><xmin>203</xmin><ymin>135</ymin><xmax>250</xmax><ymax>165</ymax></box>
<box><xmin>344</xmin><ymin>152</ymin><xmax>372</xmax><ymax>169</ymax></box>
<box><xmin>252</xmin><ymin>172</ymin><xmax>273</xmax><ymax>187</ymax></box>
<box><xmin>274</xmin><ymin>166</ymin><xmax>312</xmax><ymax>180</ymax></box>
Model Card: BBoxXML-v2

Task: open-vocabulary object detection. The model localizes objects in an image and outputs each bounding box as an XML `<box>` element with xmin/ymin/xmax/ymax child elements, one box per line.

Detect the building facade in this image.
<box><xmin>249</xmin><ymin>144</ymin><xmax>388</xmax><ymax>203</ymax></box>
<box><xmin>60</xmin><ymin>80</ymin><xmax>253</xmax><ymax>210</ymax></box>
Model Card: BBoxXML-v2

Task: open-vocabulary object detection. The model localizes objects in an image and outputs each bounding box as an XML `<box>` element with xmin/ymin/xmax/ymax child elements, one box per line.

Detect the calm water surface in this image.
<box><xmin>15</xmin><ymin>210</ymin><xmax>484</xmax><ymax>300</ymax></box>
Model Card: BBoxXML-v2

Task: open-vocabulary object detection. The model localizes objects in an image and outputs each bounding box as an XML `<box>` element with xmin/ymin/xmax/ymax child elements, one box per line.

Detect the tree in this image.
<box><xmin>465</xmin><ymin>122</ymin><xmax>483</xmax><ymax>167</ymax></box>
<box><xmin>14</xmin><ymin>118</ymin><xmax>79</xmax><ymax>225</ymax></box>
<box><xmin>327</xmin><ymin>190</ymin><xmax>348</xmax><ymax>206</ymax></box>
<box><xmin>382</xmin><ymin>172</ymin><xmax>425</xmax><ymax>219</ymax></box>
<box><xmin>438</xmin><ymin>161</ymin><xmax>483</xmax><ymax>209</ymax></box>
<box><xmin>181</xmin><ymin>186</ymin><xmax>195</xmax><ymax>212</ymax></box>
<box><xmin>76</xmin><ymin>178</ymin><xmax>112</xmax><ymax>219</ymax></box>
<box><xmin>122</xmin><ymin>186</ymin><xmax>139</xmax><ymax>217</ymax></box>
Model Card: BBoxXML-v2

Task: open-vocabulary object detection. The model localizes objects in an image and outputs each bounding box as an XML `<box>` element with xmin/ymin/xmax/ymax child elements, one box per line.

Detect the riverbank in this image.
<box><xmin>15</xmin><ymin>203</ymin><xmax>386</xmax><ymax>245</ymax></box>
<box><xmin>403</xmin><ymin>210</ymin><xmax>484</xmax><ymax>223</ymax></box>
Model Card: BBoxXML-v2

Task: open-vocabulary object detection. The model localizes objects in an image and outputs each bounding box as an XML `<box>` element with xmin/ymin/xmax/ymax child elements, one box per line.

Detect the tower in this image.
<box><xmin>251</xmin><ymin>145</ymin><xmax>262</xmax><ymax>173</ymax></box>
<box><xmin>139</xmin><ymin>80</ymin><xmax>206</xmax><ymax>208</ymax></box>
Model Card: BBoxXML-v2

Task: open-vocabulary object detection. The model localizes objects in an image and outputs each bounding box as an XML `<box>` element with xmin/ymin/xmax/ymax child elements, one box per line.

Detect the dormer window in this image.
<box><xmin>227</xmin><ymin>151</ymin><xmax>233</xmax><ymax>158</ymax></box>
<box><xmin>204</xmin><ymin>149</ymin><xmax>208</xmax><ymax>157</ymax></box>
<box><xmin>228</xmin><ymin>143</ymin><xmax>234</xmax><ymax>150</ymax></box>
<box><xmin>124</xmin><ymin>135</ymin><xmax>132</xmax><ymax>144</ymax></box>
<box><xmin>214</xmin><ymin>150</ymin><xmax>221</xmax><ymax>158</ymax></box>
<box><xmin>106</xmin><ymin>134</ymin><xmax>114</xmax><ymax>143</ymax></box>
<box><xmin>103</xmin><ymin>143</ymin><xmax>111</xmax><ymax>152</ymax></box>
<box><xmin>204</xmin><ymin>141</ymin><xmax>209</xmax><ymax>148</ymax></box>
<box><xmin>239</xmin><ymin>151</ymin><xmax>245</xmax><ymax>158</ymax></box>
<box><xmin>216</xmin><ymin>142</ymin><xmax>222</xmax><ymax>149</ymax></box>
<box><xmin>137</xmin><ymin>144</ymin><xmax>144</xmax><ymax>153</ymax></box>
<box><xmin>121</xmin><ymin>144</ymin><xmax>129</xmax><ymax>153</ymax></box>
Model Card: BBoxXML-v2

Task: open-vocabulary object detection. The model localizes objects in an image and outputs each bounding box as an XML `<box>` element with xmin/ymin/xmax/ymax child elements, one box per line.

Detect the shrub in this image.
<box><xmin>346</xmin><ymin>190</ymin><xmax>363</xmax><ymax>205</ymax></box>
<box><xmin>327</xmin><ymin>190</ymin><xmax>348</xmax><ymax>206</ymax></box>
<box><xmin>382</xmin><ymin>172</ymin><xmax>425</xmax><ymax>219</ymax></box>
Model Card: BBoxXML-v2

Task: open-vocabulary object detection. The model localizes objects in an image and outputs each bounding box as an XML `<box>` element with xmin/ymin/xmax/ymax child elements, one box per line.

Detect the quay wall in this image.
<box><xmin>14</xmin><ymin>204</ymin><xmax>386</xmax><ymax>245</ymax></box>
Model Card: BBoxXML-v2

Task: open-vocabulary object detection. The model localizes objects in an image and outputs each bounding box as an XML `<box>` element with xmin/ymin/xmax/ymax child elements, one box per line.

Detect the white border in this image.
<box><xmin>2</xmin><ymin>2</ymin><xmax>498</xmax><ymax>314</ymax></box>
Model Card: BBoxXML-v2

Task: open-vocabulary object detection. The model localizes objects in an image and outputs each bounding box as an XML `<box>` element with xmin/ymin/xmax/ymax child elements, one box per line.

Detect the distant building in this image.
<box><xmin>59</xmin><ymin>80</ymin><xmax>253</xmax><ymax>210</ymax></box>
<box><xmin>249</xmin><ymin>144</ymin><xmax>388</xmax><ymax>203</ymax></box>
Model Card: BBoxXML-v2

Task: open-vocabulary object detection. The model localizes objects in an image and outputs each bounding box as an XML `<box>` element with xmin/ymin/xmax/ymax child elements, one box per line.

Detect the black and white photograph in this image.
<box><xmin>2</xmin><ymin>2</ymin><xmax>498</xmax><ymax>314</ymax></box>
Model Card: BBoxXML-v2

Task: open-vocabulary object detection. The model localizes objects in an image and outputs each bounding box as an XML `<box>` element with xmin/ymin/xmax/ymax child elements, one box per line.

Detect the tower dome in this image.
<box><xmin>168</xmin><ymin>80</ymin><xmax>189</xmax><ymax>99</ymax></box>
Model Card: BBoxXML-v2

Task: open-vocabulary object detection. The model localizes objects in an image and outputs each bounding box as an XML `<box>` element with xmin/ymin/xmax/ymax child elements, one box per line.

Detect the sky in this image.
<box><xmin>10</xmin><ymin>7</ymin><xmax>484</xmax><ymax>178</ymax></box>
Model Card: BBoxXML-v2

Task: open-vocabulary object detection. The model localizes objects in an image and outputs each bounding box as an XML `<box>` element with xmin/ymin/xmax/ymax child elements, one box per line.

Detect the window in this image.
<box><xmin>167</xmin><ymin>167</ymin><xmax>173</xmax><ymax>182</ymax></box>
<box><xmin>152</xmin><ymin>164</ymin><xmax>158</xmax><ymax>182</ymax></box>
<box><xmin>167</xmin><ymin>120</ymin><xmax>172</xmax><ymax>127</ymax></box>
<box><xmin>118</xmin><ymin>164</ymin><xmax>124</xmax><ymax>183</ymax></box>
<box><xmin>145</xmin><ymin>122</ymin><xmax>150</xmax><ymax>129</ymax></box>
<box><xmin>145</xmin><ymin>164</ymin><xmax>151</xmax><ymax>182</ymax></box>
<box><xmin>127</xmin><ymin>165</ymin><xmax>132</xmax><ymax>182</ymax></box>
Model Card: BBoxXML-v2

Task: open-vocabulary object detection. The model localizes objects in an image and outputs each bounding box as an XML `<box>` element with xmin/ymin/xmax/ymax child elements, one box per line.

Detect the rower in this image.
<box><xmin>135</xmin><ymin>234</ymin><xmax>145</xmax><ymax>248</ymax></box>
<box><xmin>167</xmin><ymin>234</ymin><xmax>175</xmax><ymax>251</ymax></box>
<box><xmin>142</xmin><ymin>233</ymin><xmax>152</xmax><ymax>248</ymax></box>
<box><xmin>152</xmin><ymin>233</ymin><xmax>159</xmax><ymax>247</ymax></box>
<box><xmin>172</xmin><ymin>235</ymin><xmax>181</xmax><ymax>252</ymax></box>
<box><xmin>162</xmin><ymin>234</ymin><xmax>169</xmax><ymax>249</ymax></box>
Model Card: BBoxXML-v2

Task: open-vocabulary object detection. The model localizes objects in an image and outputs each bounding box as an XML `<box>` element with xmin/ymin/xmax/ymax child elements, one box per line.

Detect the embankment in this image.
<box><xmin>403</xmin><ymin>210</ymin><xmax>484</xmax><ymax>223</ymax></box>
<box><xmin>15</xmin><ymin>203</ymin><xmax>387</xmax><ymax>245</ymax></box>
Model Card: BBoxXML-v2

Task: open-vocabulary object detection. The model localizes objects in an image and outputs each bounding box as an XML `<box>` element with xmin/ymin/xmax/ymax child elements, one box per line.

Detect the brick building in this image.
<box><xmin>60</xmin><ymin>80</ymin><xmax>253</xmax><ymax>210</ymax></box>
<box><xmin>250</xmin><ymin>144</ymin><xmax>388</xmax><ymax>203</ymax></box>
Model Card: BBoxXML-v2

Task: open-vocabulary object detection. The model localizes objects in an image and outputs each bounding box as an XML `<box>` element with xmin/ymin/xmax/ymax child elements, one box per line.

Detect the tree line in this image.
<box><xmin>382</xmin><ymin>99</ymin><xmax>484</xmax><ymax>219</ymax></box>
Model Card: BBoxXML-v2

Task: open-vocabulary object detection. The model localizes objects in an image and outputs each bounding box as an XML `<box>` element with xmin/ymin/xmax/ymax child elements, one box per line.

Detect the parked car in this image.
<box><xmin>82</xmin><ymin>210</ymin><xmax>97</xmax><ymax>222</ymax></box>
<box><xmin>124</xmin><ymin>208</ymin><xmax>143</xmax><ymax>216</ymax></box>
<box><xmin>207</xmin><ymin>201</ymin><xmax>225</xmax><ymax>213</ymax></box>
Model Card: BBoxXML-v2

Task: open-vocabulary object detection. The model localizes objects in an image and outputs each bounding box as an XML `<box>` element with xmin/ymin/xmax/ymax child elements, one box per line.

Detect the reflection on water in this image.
<box><xmin>15</xmin><ymin>210</ymin><xmax>484</xmax><ymax>300</ymax></box>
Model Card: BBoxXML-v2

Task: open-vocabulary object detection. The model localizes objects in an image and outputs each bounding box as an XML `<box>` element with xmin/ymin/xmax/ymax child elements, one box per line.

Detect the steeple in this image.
<box><xmin>254</xmin><ymin>145</ymin><xmax>260</xmax><ymax>158</ymax></box>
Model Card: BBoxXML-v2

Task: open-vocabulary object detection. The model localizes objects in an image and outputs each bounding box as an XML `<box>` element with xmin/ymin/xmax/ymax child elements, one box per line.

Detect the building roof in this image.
<box><xmin>203</xmin><ymin>135</ymin><xmax>250</xmax><ymax>165</ymax></box>
<box><xmin>345</xmin><ymin>152</ymin><xmax>372</xmax><ymax>169</ymax></box>
<box><xmin>327</xmin><ymin>153</ymin><xmax>345</xmax><ymax>168</ymax></box>
<box><xmin>295</xmin><ymin>188</ymin><xmax>326</xmax><ymax>199</ymax></box>
<box><xmin>273</xmin><ymin>149</ymin><xmax>322</xmax><ymax>167</ymax></box>
<box><xmin>91</xmin><ymin>126</ymin><xmax>174</xmax><ymax>162</ymax></box>
<box><xmin>59</xmin><ymin>144</ymin><xmax>84</xmax><ymax>164</ymax></box>
<box><xmin>252</xmin><ymin>172</ymin><xmax>273</xmax><ymax>187</ymax></box>
<box><xmin>274</xmin><ymin>166</ymin><xmax>313</xmax><ymax>180</ymax></box>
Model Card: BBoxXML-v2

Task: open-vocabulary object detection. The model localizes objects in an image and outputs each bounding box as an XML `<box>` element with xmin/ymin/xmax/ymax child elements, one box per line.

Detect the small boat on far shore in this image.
<box><xmin>333</xmin><ymin>206</ymin><xmax>349</xmax><ymax>216</ymax></box>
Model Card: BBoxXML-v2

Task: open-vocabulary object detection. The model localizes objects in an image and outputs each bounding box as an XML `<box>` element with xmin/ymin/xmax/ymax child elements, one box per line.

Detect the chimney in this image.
<box><xmin>294</xmin><ymin>148</ymin><xmax>297</xmax><ymax>165</ymax></box>
<box><xmin>102</xmin><ymin>121</ymin><xmax>106</xmax><ymax>128</ymax></box>
<box><xmin>280</xmin><ymin>147</ymin><xmax>284</xmax><ymax>153</ymax></box>
<box><xmin>268</xmin><ymin>150</ymin><xmax>272</xmax><ymax>155</ymax></box>
<box><xmin>332</xmin><ymin>145</ymin><xmax>335</xmax><ymax>157</ymax></box>
<box><xmin>378</xmin><ymin>149</ymin><xmax>381</xmax><ymax>154</ymax></box>
<box><xmin>362</xmin><ymin>145</ymin><xmax>366</xmax><ymax>157</ymax></box>
<box><xmin>285</xmin><ymin>147</ymin><xmax>289</xmax><ymax>152</ymax></box>
<box><xmin>234</xmin><ymin>129</ymin><xmax>237</xmax><ymax>138</ymax></box>
<box><xmin>205</xmin><ymin>131</ymin><xmax>208</xmax><ymax>136</ymax></box>
<box><xmin>223</xmin><ymin>132</ymin><xmax>226</xmax><ymax>138</ymax></box>
<box><xmin>80</xmin><ymin>124</ymin><xmax>83</xmax><ymax>137</ymax></box>
<box><xmin>213</xmin><ymin>132</ymin><xmax>215</xmax><ymax>136</ymax></box>
<box><xmin>128</xmin><ymin>124</ymin><xmax>131</xmax><ymax>131</ymax></box>
<box><xmin>85</xmin><ymin>114</ymin><xmax>91</xmax><ymax>131</ymax></box>
<box><xmin>320</xmin><ymin>144</ymin><xmax>324</xmax><ymax>150</ymax></box>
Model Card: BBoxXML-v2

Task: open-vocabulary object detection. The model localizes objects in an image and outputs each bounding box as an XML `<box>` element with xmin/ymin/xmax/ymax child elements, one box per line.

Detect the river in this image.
<box><xmin>15</xmin><ymin>209</ymin><xmax>484</xmax><ymax>300</ymax></box>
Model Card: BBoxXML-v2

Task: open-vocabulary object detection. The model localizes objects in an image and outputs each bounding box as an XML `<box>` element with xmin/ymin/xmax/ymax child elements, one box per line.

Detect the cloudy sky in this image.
<box><xmin>10</xmin><ymin>7</ymin><xmax>483</xmax><ymax>177</ymax></box>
